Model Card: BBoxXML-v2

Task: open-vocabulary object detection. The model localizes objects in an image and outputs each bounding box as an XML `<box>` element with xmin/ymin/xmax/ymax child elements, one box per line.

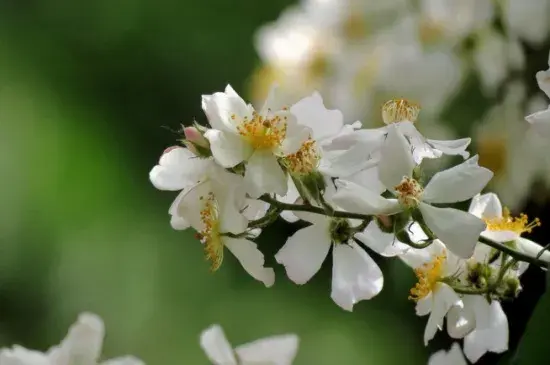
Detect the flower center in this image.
<box><xmin>342</xmin><ymin>13</ymin><xmax>368</xmax><ymax>41</ymax></box>
<box><xmin>483</xmin><ymin>208</ymin><xmax>541</xmax><ymax>235</ymax></box>
<box><xmin>477</xmin><ymin>137</ymin><xmax>507</xmax><ymax>177</ymax></box>
<box><xmin>395</xmin><ymin>176</ymin><xmax>423</xmax><ymax>209</ymax></box>
<box><xmin>196</xmin><ymin>192</ymin><xmax>224</xmax><ymax>271</ymax></box>
<box><xmin>419</xmin><ymin>20</ymin><xmax>444</xmax><ymax>45</ymax></box>
<box><xmin>329</xmin><ymin>218</ymin><xmax>352</xmax><ymax>244</ymax></box>
<box><xmin>382</xmin><ymin>99</ymin><xmax>420</xmax><ymax>125</ymax></box>
<box><xmin>409</xmin><ymin>252</ymin><xmax>446</xmax><ymax>301</ymax></box>
<box><xmin>236</xmin><ymin>111</ymin><xmax>287</xmax><ymax>150</ymax></box>
<box><xmin>282</xmin><ymin>138</ymin><xmax>319</xmax><ymax>175</ymax></box>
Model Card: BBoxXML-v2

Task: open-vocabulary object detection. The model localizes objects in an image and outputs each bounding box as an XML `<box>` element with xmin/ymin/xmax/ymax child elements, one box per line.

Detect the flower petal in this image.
<box><xmin>202</xmin><ymin>85</ymin><xmax>253</xmax><ymax>131</ymax></box>
<box><xmin>517</xmin><ymin>237</ymin><xmax>550</xmax><ymax>263</ymax></box>
<box><xmin>419</xmin><ymin>203</ymin><xmax>486</xmax><ymax>259</ymax></box>
<box><xmin>344</xmin><ymin>165</ymin><xmax>386</xmax><ymax>194</ymax></box>
<box><xmin>525</xmin><ymin>106</ymin><xmax>550</xmax><ymax>138</ymax></box>
<box><xmin>224</xmin><ymin>238</ymin><xmax>275</xmax><ymax>287</ymax></box>
<box><xmin>425</xmin><ymin>138</ymin><xmax>471</xmax><ymax>160</ymax></box>
<box><xmin>275</xmin><ymin>223</ymin><xmax>331</xmax><ymax>285</ymax></box>
<box><xmin>234</xmin><ymin>334</ymin><xmax>299</xmax><ymax>365</ymax></box>
<box><xmin>446</xmin><ymin>304</ymin><xmax>475</xmax><ymax>339</ymax></box>
<box><xmin>149</xmin><ymin>147</ymin><xmax>208</xmax><ymax>191</ymax></box>
<box><xmin>428</xmin><ymin>343</ymin><xmax>467</xmax><ymax>365</ymax></box>
<box><xmin>200</xmin><ymin>325</ymin><xmax>237</xmax><ymax>365</ymax></box>
<box><xmin>332</xmin><ymin>180</ymin><xmax>402</xmax><ymax>215</ymax></box>
<box><xmin>468</xmin><ymin>193</ymin><xmax>503</xmax><ymax>219</ymax></box>
<box><xmin>481</xmin><ymin>230</ymin><xmax>519</xmax><ymax>243</ymax></box>
<box><xmin>205</xmin><ymin>129</ymin><xmax>253</xmax><ymax>168</ymax></box>
<box><xmin>280</xmin><ymin>117</ymin><xmax>312</xmax><ymax>155</ymax></box>
<box><xmin>378</xmin><ymin>125</ymin><xmax>415</xmax><ymax>189</ymax></box>
<box><xmin>422</xmin><ymin>156</ymin><xmax>493</xmax><ymax>204</ymax></box>
<box><xmin>463</xmin><ymin>300</ymin><xmax>508</xmax><ymax>363</ymax></box>
<box><xmin>244</xmin><ymin>150</ymin><xmax>288</xmax><ymax>197</ymax></box>
<box><xmin>354</xmin><ymin>221</ymin><xmax>408</xmax><ymax>257</ymax></box>
<box><xmin>331</xmin><ymin>242</ymin><xmax>383</xmax><ymax>311</ymax></box>
<box><xmin>290</xmin><ymin>91</ymin><xmax>344</xmax><ymax>141</ymax></box>
<box><xmin>424</xmin><ymin>283</ymin><xmax>461</xmax><ymax>345</ymax></box>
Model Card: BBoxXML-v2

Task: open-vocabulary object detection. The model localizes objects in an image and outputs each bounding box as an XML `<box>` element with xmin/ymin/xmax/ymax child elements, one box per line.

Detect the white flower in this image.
<box><xmin>275</xmin><ymin>184</ymin><xmax>386</xmax><ymax>310</ymax></box>
<box><xmin>400</xmin><ymin>239</ymin><xmax>465</xmax><ymax>345</ymax></box>
<box><xmin>200</xmin><ymin>324</ymin><xmax>299</xmax><ymax>365</ymax></box>
<box><xmin>174</xmin><ymin>171</ymin><xmax>274</xmax><ymax>287</ymax></box>
<box><xmin>0</xmin><ymin>313</ymin><xmax>144</xmax><ymax>365</ymax></box>
<box><xmin>502</xmin><ymin>0</ymin><xmax>550</xmax><ymax>46</ymax></box>
<box><xmin>468</xmin><ymin>193</ymin><xmax>548</xmax><ymax>265</ymax></box>
<box><xmin>333</xmin><ymin>126</ymin><xmax>491</xmax><ymax>258</ymax></box>
<box><xmin>428</xmin><ymin>343</ymin><xmax>467</xmax><ymax>365</ymax></box>
<box><xmin>526</xmin><ymin>59</ymin><xmax>550</xmax><ymax>137</ymax></box>
<box><xmin>150</xmin><ymin>146</ymin><xmax>216</xmax><ymax>230</ymax></box>
<box><xmin>447</xmin><ymin>295</ymin><xmax>508</xmax><ymax>363</ymax></box>
<box><xmin>202</xmin><ymin>84</ymin><xmax>310</xmax><ymax>197</ymax></box>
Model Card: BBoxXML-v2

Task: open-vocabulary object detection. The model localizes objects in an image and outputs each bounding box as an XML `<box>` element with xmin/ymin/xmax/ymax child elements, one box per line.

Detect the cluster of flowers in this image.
<box><xmin>252</xmin><ymin>0</ymin><xmax>550</xmax><ymax>209</ymax></box>
<box><xmin>147</xmin><ymin>59</ymin><xmax>550</xmax><ymax>363</ymax></box>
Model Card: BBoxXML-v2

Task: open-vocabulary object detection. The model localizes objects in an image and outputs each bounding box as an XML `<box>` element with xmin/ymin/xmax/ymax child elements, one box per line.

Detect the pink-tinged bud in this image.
<box><xmin>184</xmin><ymin>126</ymin><xmax>209</xmax><ymax>148</ymax></box>
<box><xmin>182</xmin><ymin>140</ymin><xmax>200</xmax><ymax>156</ymax></box>
<box><xmin>377</xmin><ymin>215</ymin><xmax>392</xmax><ymax>229</ymax></box>
<box><xmin>163</xmin><ymin>145</ymin><xmax>182</xmax><ymax>155</ymax></box>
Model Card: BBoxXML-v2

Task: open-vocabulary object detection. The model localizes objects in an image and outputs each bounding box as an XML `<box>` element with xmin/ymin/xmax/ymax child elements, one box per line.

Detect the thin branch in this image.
<box><xmin>478</xmin><ymin>236</ymin><xmax>548</xmax><ymax>268</ymax></box>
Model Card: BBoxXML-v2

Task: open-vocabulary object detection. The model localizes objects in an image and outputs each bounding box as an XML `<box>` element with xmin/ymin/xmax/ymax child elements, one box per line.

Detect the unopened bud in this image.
<box><xmin>502</xmin><ymin>276</ymin><xmax>521</xmax><ymax>299</ymax></box>
<box><xmin>184</xmin><ymin>126</ymin><xmax>210</xmax><ymax>148</ymax></box>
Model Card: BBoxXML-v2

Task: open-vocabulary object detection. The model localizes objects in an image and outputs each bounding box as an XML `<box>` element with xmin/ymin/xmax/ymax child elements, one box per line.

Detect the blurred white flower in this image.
<box><xmin>428</xmin><ymin>343</ymin><xmax>467</xmax><ymax>365</ymax></box>
<box><xmin>400</xmin><ymin>239</ymin><xmax>465</xmax><ymax>345</ymax></box>
<box><xmin>447</xmin><ymin>295</ymin><xmax>508</xmax><ymax>362</ymax></box>
<box><xmin>0</xmin><ymin>313</ymin><xmax>144</xmax><ymax>365</ymax></box>
<box><xmin>333</xmin><ymin>126</ymin><xmax>491</xmax><ymax>258</ymax></box>
<box><xmin>202</xmin><ymin>84</ymin><xmax>310</xmax><ymax>197</ymax></box>
<box><xmin>200</xmin><ymin>324</ymin><xmax>299</xmax><ymax>365</ymax></box>
<box><xmin>502</xmin><ymin>0</ymin><xmax>550</xmax><ymax>46</ymax></box>
<box><xmin>526</xmin><ymin>57</ymin><xmax>550</xmax><ymax>137</ymax></box>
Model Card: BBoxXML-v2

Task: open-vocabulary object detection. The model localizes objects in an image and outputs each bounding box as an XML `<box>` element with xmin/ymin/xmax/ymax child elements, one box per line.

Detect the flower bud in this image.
<box><xmin>184</xmin><ymin>126</ymin><xmax>210</xmax><ymax>148</ymax></box>
<box><xmin>501</xmin><ymin>276</ymin><xmax>522</xmax><ymax>299</ymax></box>
<box><xmin>466</xmin><ymin>262</ymin><xmax>493</xmax><ymax>289</ymax></box>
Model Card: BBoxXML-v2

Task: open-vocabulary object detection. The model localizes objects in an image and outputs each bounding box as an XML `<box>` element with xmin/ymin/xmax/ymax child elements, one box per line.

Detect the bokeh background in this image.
<box><xmin>0</xmin><ymin>0</ymin><xmax>549</xmax><ymax>364</ymax></box>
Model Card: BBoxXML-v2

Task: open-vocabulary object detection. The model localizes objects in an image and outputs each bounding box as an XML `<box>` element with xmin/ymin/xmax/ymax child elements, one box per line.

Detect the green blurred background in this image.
<box><xmin>0</xmin><ymin>1</ymin><xmax>548</xmax><ymax>364</ymax></box>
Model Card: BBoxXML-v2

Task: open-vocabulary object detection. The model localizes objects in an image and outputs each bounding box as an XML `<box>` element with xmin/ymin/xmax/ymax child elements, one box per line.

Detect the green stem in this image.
<box><xmin>258</xmin><ymin>194</ymin><xmax>370</xmax><ymax>221</ymax></box>
<box><xmin>479</xmin><ymin>236</ymin><xmax>548</xmax><ymax>268</ymax></box>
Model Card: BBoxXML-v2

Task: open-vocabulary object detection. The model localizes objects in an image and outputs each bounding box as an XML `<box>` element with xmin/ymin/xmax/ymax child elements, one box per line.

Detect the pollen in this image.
<box><xmin>197</xmin><ymin>192</ymin><xmax>224</xmax><ymax>272</ymax></box>
<box><xmin>282</xmin><ymin>138</ymin><xmax>319</xmax><ymax>175</ymax></box>
<box><xmin>484</xmin><ymin>208</ymin><xmax>541</xmax><ymax>236</ymax></box>
<box><xmin>382</xmin><ymin>99</ymin><xmax>420</xmax><ymax>125</ymax></box>
<box><xmin>236</xmin><ymin>111</ymin><xmax>287</xmax><ymax>150</ymax></box>
<box><xmin>409</xmin><ymin>252</ymin><xmax>446</xmax><ymax>301</ymax></box>
<box><xmin>395</xmin><ymin>176</ymin><xmax>423</xmax><ymax>209</ymax></box>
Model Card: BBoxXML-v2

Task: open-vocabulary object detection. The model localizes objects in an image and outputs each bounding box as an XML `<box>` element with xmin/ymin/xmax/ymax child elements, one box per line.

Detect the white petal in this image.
<box><xmin>536</xmin><ymin>68</ymin><xmax>550</xmax><ymax>98</ymax></box>
<box><xmin>517</xmin><ymin>237</ymin><xmax>550</xmax><ymax>263</ymax></box>
<box><xmin>468</xmin><ymin>193</ymin><xmax>503</xmax><ymax>219</ymax></box>
<box><xmin>175</xmin><ymin>180</ymin><xmax>213</xmax><ymax>230</ymax></box>
<box><xmin>101</xmin><ymin>356</ymin><xmax>145</xmax><ymax>365</ymax></box>
<box><xmin>275</xmin><ymin>224</ymin><xmax>331</xmax><ymax>284</ymax></box>
<box><xmin>428</xmin><ymin>343</ymin><xmax>467</xmax><ymax>365</ymax></box>
<box><xmin>200</xmin><ymin>325</ymin><xmax>237</xmax><ymax>365</ymax></box>
<box><xmin>481</xmin><ymin>230</ymin><xmax>519</xmax><ymax>243</ymax></box>
<box><xmin>464</xmin><ymin>300</ymin><xmax>508</xmax><ymax>363</ymax></box>
<box><xmin>463</xmin><ymin>295</ymin><xmax>492</xmax><ymax>330</ymax></box>
<box><xmin>235</xmin><ymin>334</ymin><xmax>299</xmax><ymax>365</ymax></box>
<box><xmin>416</xmin><ymin>294</ymin><xmax>433</xmax><ymax>316</ymax></box>
<box><xmin>378</xmin><ymin>125</ymin><xmax>415</xmax><ymax>189</ymax></box>
<box><xmin>419</xmin><ymin>203</ymin><xmax>486</xmax><ymax>259</ymax></box>
<box><xmin>149</xmin><ymin>147</ymin><xmax>208</xmax><ymax>191</ymax></box>
<box><xmin>332</xmin><ymin>180</ymin><xmax>402</xmax><ymax>215</ymax></box>
<box><xmin>525</xmin><ymin>106</ymin><xmax>550</xmax><ymax>138</ymax></box>
<box><xmin>202</xmin><ymin>86</ymin><xmax>252</xmax><ymax>131</ymax></box>
<box><xmin>224</xmin><ymin>238</ymin><xmax>275</xmax><ymax>287</ymax></box>
<box><xmin>425</xmin><ymin>138</ymin><xmax>471</xmax><ymax>160</ymax></box>
<box><xmin>261</xmin><ymin>84</ymin><xmax>286</xmax><ymax>114</ymax></box>
<box><xmin>205</xmin><ymin>129</ymin><xmax>253</xmax><ymax>168</ymax></box>
<box><xmin>168</xmin><ymin>191</ymin><xmax>191</xmax><ymax>230</ymax></box>
<box><xmin>446</xmin><ymin>305</ymin><xmax>475</xmax><ymax>339</ymax></box>
<box><xmin>280</xmin><ymin>114</ymin><xmax>311</xmax><ymax>155</ymax></box>
<box><xmin>343</xmin><ymin>165</ymin><xmax>386</xmax><ymax>195</ymax></box>
<box><xmin>52</xmin><ymin>312</ymin><xmax>105</xmax><ymax>365</ymax></box>
<box><xmin>244</xmin><ymin>150</ymin><xmax>287</xmax><ymax>198</ymax></box>
<box><xmin>290</xmin><ymin>91</ymin><xmax>344</xmax><ymax>141</ymax></box>
<box><xmin>0</xmin><ymin>346</ymin><xmax>50</xmax><ymax>365</ymax></box>
<box><xmin>331</xmin><ymin>242</ymin><xmax>383</xmax><ymax>311</ymax></box>
<box><xmin>422</xmin><ymin>156</ymin><xmax>493</xmax><ymax>204</ymax></box>
<box><xmin>277</xmin><ymin>176</ymin><xmax>300</xmax><ymax>223</ymax></box>
<box><xmin>354</xmin><ymin>222</ymin><xmax>408</xmax><ymax>257</ymax></box>
<box><xmin>424</xmin><ymin>283</ymin><xmax>461</xmax><ymax>345</ymax></box>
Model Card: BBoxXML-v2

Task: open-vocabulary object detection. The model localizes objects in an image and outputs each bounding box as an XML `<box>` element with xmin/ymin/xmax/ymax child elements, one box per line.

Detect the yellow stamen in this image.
<box><xmin>236</xmin><ymin>111</ymin><xmax>287</xmax><ymax>150</ymax></box>
<box><xmin>409</xmin><ymin>252</ymin><xmax>446</xmax><ymax>301</ymax></box>
<box><xmin>484</xmin><ymin>208</ymin><xmax>541</xmax><ymax>235</ymax></box>
<box><xmin>197</xmin><ymin>192</ymin><xmax>224</xmax><ymax>271</ymax></box>
<box><xmin>282</xmin><ymin>138</ymin><xmax>319</xmax><ymax>175</ymax></box>
<box><xmin>395</xmin><ymin>176</ymin><xmax>423</xmax><ymax>209</ymax></box>
<box><xmin>382</xmin><ymin>99</ymin><xmax>420</xmax><ymax>125</ymax></box>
